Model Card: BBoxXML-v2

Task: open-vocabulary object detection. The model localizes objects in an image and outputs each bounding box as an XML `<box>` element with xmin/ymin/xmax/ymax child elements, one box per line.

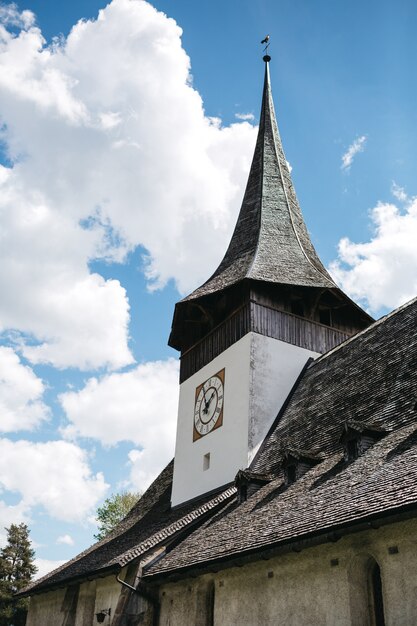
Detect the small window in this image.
<box><xmin>369</xmin><ymin>561</ymin><xmax>385</xmax><ymax>626</ymax></box>
<box><xmin>206</xmin><ymin>580</ymin><xmax>215</xmax><ymax>626</ymax></box>
<box><xmin>285</xmin><ymin>464</ymin><xmax>297</xmax><ymax>485</ymax></box>
<box><xmin>238</xmin><ymin>484</ymin><xmax>248</xmax><ymax>504</ymax></box>
<box><xmin>203</xmin><ymin>453</ymin><xmax>210</xmax><ymax>471</ymax></box>
<box><xmin>347</xmin><ymin>438</ymin><xmax>358</xmax><ymax>461</ymax></box>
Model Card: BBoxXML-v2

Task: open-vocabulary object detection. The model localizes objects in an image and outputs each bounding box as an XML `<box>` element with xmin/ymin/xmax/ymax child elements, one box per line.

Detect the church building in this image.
<box><xmin>21</xmin><ymin>54</ymin><xmax>417</xmax><ymax>626</ymax></box>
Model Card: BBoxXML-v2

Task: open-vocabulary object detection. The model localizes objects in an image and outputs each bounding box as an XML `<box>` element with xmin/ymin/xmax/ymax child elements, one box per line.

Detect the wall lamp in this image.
<box><xmin>95</xmin><ymin>608</ymin><xmax>111</xmax><ymax>623</ymax></box>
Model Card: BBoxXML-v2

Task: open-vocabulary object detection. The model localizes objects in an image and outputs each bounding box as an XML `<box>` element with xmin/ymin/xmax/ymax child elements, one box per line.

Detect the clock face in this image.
<box><xmin>193</xmin><ymin>369</ymin><xmax>225</xmax><ymax>441</ymax></box>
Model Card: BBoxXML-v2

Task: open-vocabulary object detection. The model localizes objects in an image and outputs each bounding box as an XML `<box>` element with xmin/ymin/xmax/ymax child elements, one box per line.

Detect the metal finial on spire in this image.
<box><xmin>261</xmin><ymin>34</ymin><xmax>271</xmax><ymax>62</ymax></box>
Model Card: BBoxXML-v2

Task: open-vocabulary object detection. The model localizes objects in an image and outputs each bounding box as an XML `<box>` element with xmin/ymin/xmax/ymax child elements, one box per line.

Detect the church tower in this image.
<box><xmin>169</xmin><ymin>55</ymin><xmax>372</xmax><ymax>507</ymax></box>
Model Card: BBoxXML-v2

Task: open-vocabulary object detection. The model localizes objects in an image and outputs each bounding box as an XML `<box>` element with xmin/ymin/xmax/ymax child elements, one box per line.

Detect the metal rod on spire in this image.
<box><xmin>261</xmin><ymin>34</ymin><xmax>271</xmax><ymax>62</ymax></box>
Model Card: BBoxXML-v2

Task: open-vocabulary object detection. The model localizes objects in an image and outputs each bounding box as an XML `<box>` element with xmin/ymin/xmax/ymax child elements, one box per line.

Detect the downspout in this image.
<box><xmin>116</xmin><ymin>570</ymin><xmax>160</xmax><ymax>626</ymax></box>
<box><xmin>116</xmin><ymin>573</ymin><xmax>159</xmax><ymax>605</ymax></box>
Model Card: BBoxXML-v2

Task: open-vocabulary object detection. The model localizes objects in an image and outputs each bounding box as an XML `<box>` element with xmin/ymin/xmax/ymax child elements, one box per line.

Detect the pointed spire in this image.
<box><xmin>184</xmin><ymin>55</ymin><xmax>336</xmax><ymax>302</ymax></box>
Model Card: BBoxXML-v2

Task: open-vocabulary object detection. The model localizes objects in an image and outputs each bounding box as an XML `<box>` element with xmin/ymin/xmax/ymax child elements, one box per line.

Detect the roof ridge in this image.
<box><xmin>20</xmin><ymin>461</ymin><xmax>175</xmax><ymax>594</ymax></box>
<box><xmin>260</xmin><ymin>61</ymin><xmax>333</xmax><ymax>286</ymax></box>
<box><xmin>245</xmin><ymin>62</ymin><xmax>267</xmax><ymax>279</ymax></box>
<box><xmin>117</xmin><ymin>486</ymin><xmax>235</xmax><ymax>567</ymax></box>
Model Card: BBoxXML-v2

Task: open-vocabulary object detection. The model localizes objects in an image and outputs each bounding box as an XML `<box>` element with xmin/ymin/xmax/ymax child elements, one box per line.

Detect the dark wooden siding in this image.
<box><xmin>180</xmin><ymin>301</ymin><xmax>350</xmax><ymax>383</ymax></box>
<box><xmin>250</xmin><ymin>302</ymin><xmax>350</xmax><ymax>355</ymax></box>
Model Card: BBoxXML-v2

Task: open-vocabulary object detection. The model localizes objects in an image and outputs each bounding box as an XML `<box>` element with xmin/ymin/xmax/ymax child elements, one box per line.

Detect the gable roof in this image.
<box><xmin>22</xmin><ymin>296</ymin><xmax>417</xmax><ymax>594</ymax></box>
<box><xmin>21</xmin><ymin>461</ymin><xmax>234</xmax><ymax>596</ymax></box>
<box><xmin>253</xmin><ymin>295</ymin><xmax>417</xmax><ymax>472</ymax></box>
<box><xmin>144</xmin><ymin>296</ymin><xmax>417</xmax><ymax>580</ymax></box>
<box><xmin>182</xmin><ymin>57</ymin><xmax>336</xmax><ymax>304</ymax></box>
<box><xmin>145</xmin><ymin>423</ymin><xmax>417</xmax><ymax>581</ymax></box>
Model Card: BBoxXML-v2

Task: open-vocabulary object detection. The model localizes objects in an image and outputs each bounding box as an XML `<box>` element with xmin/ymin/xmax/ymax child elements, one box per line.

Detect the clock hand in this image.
<box><xmin>206</xmin><ymin>391</ymin><xmax>216</xmax><ymax>407</ymax></box>
<box><xmin>202</xmin><ymin>388</ymin><xmax>209</xmax><ymax>414</ymax></box>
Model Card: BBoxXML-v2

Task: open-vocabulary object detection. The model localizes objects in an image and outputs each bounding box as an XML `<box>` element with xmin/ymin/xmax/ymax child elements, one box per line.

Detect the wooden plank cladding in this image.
<box><xmin>250</xmin><ymin>302</ymin><xmax>350</xmax><ymax>356</ymax></box>
<box><xmin>180</xmin><ymin>302</ymin><xmax>350</xmax><ymax>383</ymax></box>
<box><xmin>180</xmin><ymin>304</ymin><xmax>251</xmax><ymax>383</ymax></box>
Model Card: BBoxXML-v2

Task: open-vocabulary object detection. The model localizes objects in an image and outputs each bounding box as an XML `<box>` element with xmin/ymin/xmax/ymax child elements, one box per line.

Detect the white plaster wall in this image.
<box><xmin>75</xmin><ymin>579</ymin><xmax>96</xmax><ymax>626</ymax></box>
<box><xmin>171</xmin><ymin>334</ymin><xmax>252</xmax><ymax>506</ymax></box>
<box><xmin>93</xmin><ymin>573</ymin><xmax>123</xmax><ymax>621</ymax></box>
<box><xmin>248</xmin><ymin>334</ymin><xmax>319</xmax><ymax>462</ymax></box>
<box><xmin>159</xmin><ymin>518</ymin><xmax>417</xmax><ymax>626</ymax></box>
<box><xmin>26</xmin><ymin>588</ymin><xmax>67</xmax><ymax>626</ymax></box>
<box><xmin>25</xmin><ymin>520</ymin><xmax>417</xmax><ymax>625</ymax></box>
<box><xmin>26</xmin><ymin>573</ymin><xmax>125</xmax><ymax>626</ymax></box>
<box><xmin>172</xmin><ymin>333</ymin><xmax>318</xmax><ymax>506</ymax></box>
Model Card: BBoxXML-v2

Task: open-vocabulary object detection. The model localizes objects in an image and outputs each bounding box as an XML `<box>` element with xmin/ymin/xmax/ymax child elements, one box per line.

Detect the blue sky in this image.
<box><xmin>0</xmin><ymin>0</ymin><xmax>416</xmax><ymax>577</ymax></box>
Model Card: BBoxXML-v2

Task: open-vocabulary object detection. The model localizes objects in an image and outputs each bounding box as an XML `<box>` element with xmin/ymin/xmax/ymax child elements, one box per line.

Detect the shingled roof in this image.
<box><xmin>20</xmin><ymin>54</ymin><xmax>417</xmax><ymax>597</ymax></box>
<box><xmin>143</xmin><ymin>296</ymin><xmax>417</xmax><ymax>580</ymax></box>
<box><xmin>183</xmin><ymin>56</ymin><xmax>336</xmax><ymax>303</ymax></box>
<box><xmin>22</xmin><ymin>297</ymin><xmax>417</xmax><ymax>594</ymax></box>
<box><xmin>21</xmin><ymin>462</ymin><xmax>234</xmax><ymax>596</ymax></box>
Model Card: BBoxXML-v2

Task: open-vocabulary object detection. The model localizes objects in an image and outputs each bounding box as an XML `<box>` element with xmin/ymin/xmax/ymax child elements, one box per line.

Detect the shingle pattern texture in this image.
<box><xmin>144</xmin><ymin>297</ymin><xmax>417</xmax><ymax>578</ymax></box>
<box><xmin>184</xmin><ymin>61</ymin><xmax>335</xmax><ymax>302</ymax></box>
<box><xmin>23</xmin><ymin>461</ymin><xmax>234</xmax><ymax>594</ymax></box>
<box><xmin>23</xmin><ymin>297</ymin><xmax>417</xmax><ymax>592</ymax></box>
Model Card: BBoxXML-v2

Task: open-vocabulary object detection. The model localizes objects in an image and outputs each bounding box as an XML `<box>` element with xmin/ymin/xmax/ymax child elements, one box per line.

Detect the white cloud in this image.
<box><xmin>330</xmin><ymin>196</ymin><xmax>417</xmax><ymax>312</ymax></box>
<box><xmin>0</xmin><ymin>3</ymin><xmax>35</xmax><ymax>29</ymax></box>
<box><xmin>391</xmin><ymin>181</ymin><xmax>408</xmax><ymax>203</ymax></box>
<box><xmin>235</xmin><ymin>112</ymin><xmax>254</xmax><ymax>121</ymax></box>
<box><xmin>0</xmin><ymin>346</ymin><xmax>50</xmax><ymax>432</ymax></box>
<box><xmin>60</xmin><ymin>358</ymin><xmax>179</xmax><ymax>489</ymax></box>
<box><xmin>0</xmin><ymin>0</ymin><xmax>257</xmax><ymax>370</ymax></box>
<box><xmin>0</xmin><ymin>438</ymin><xmax>108</xmax><ymax>522</ymax></box>
<box><xmin>56</xmin><ymin>534</ymin><xmax>74</xmax><ymax>545</ymax></box>
<box><xmin>341</xmin><ymin>135</ymin><xmax>367</xmax><ymax>171</ymax></box>
<box><xmin>0</xmin><ymin>145</ymin><xmax>133</xmax><ymax>372</ymax></box>
<box><xmin>35</xmin><ymin>558</ymin><xmax>67</xmax><ymax>580</ymax></box>
<box><xmin>127</xmin><ymin>447</ymin><xmax>169</xmax><ymax>493</ymax></box>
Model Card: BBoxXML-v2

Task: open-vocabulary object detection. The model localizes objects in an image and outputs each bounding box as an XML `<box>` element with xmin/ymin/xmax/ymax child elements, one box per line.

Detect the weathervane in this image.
<box><xmin>261</xmin><ymin>34</ymin><xmax>271</xmax><ymax>62</ymax></box>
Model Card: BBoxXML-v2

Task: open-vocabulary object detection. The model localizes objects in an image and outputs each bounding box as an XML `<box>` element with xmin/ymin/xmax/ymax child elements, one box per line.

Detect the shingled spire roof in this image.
<box><xmin>184</xmin><ymin>55</ymin><xmax>336</xmax><ymax>302</ymax></box>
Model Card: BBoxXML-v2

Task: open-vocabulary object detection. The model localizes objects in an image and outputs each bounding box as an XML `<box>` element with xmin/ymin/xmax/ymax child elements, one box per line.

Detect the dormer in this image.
<box><xmin>282</xmin><ymin>449</ymin><xmax>322</xmax><ymax>486</ymax></box>
<box><xmin>340</xmin><ymin>422</ymin><xmax>387</xmax><ymax>462</ymax></box>
<box><xmin>235</xmin><ymin>469</ymin><xmax>272</xmax><ymax>504</ymax></box>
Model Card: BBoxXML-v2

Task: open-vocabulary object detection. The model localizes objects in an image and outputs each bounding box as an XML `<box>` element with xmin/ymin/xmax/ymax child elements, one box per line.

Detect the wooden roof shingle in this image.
<box><xmin>145</xmin><ymin>296</ymin><xmax>417</xmax><ymax>580</ymax></box>
<box><xmin>182</xmin><ymin>58</ymin><xmax>336</xmax><ymax>304</ymax></box>
<box><xmin>22</xmin><ymin>297</ymin><xmax>417</xmax><ymax>593</ymax></box>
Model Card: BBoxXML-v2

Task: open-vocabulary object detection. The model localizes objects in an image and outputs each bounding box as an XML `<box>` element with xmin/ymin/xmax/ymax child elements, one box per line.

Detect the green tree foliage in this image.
<box><xmin>0</xmin><ymin>523</ymin><xmax>37</xmax><ymax>626</ymax></box>
<box><xmin>94</xmin><ymin>491</ymin><xmax>141</xmax><ymax>541</ymax></box>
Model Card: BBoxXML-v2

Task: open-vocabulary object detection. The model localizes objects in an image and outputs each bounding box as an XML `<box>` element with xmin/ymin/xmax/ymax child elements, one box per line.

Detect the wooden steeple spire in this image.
<box><xmin>185</xmin><ymin>55</ymin><xmax>336</xmax><ymax>301</ymax></box>
<box><xmin>169</xmin><ymin>54</ymin><xmax>372</xmax><ymax>372</ymax></box>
